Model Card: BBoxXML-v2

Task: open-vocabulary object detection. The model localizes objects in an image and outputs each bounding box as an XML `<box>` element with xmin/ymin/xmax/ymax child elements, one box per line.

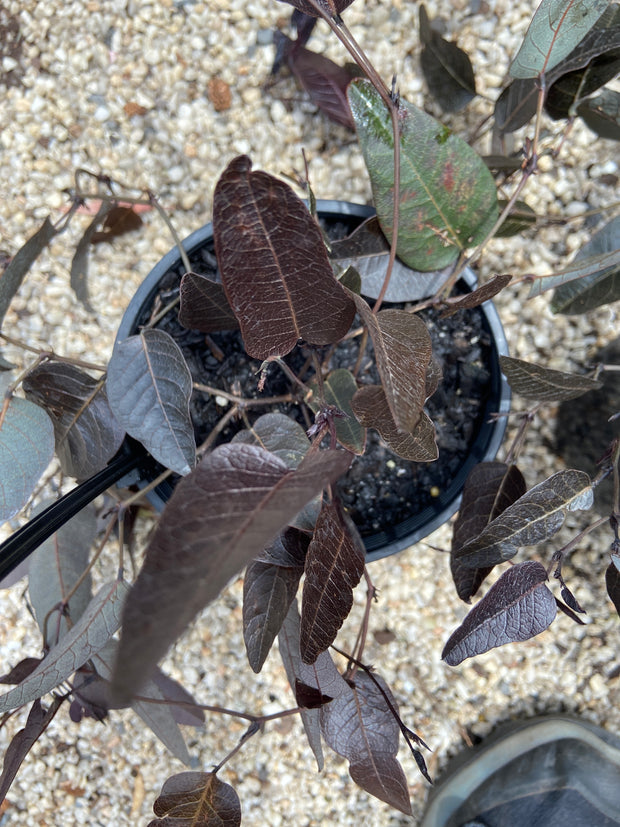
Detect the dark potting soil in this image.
<box><xmin>137</xmin><ymin>222</ymin><xmax>494</xmax><ymax>540</ymax></box>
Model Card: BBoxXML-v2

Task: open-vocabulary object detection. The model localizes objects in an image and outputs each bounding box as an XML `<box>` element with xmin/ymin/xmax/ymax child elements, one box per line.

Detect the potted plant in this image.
<box><xmin>0</xmin><ymin>0</ymin><xmax>618</xmax><ymax>822</ymax></box>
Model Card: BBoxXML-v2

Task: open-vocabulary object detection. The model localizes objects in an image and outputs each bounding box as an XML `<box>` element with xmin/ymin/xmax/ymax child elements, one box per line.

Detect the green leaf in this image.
<box><xmin>0</xmin><ymin>394</ymin><xmax>54</xmax><ymax>522</ymax></box>
<box><xmin>307</xmin><ymin>369</ymin><xmax>366</xmax><ymax>455</ymax></box>
<box><xmin>348</xmin><ymin>79</ymin><xmax>498</xmax><ymax>271</ymax></box>
<box><xmin>510</xmin><ymin>0</ymin><xmax>609</xmax><ymax>79</ymax></box>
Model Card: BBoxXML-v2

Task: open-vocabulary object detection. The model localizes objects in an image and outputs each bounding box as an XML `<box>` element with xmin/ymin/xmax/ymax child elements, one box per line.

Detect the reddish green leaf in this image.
<box><xmin>300</xmin><ymin>499</ymin><xmax>365</xmax><ymax>663</ymax></box>
<box><xmin>307</xmin><ymin>369</ymin><xmax>366</xmax><ymax>455</ymax></box>
<box><xmin>23</xmin><ymin>362</ymin><xmax>125</xmax><ymax>479</ymax></box>
<box><xmin>510</xmin><ymin>0</ymin><xmax>609</xmax><ymax>79</ymax></box>
<box><xmin>442</xmin><ymin>562</ymin><xmax>557</xmax><ymax>665</ymax></box>
<box><xmin>320</xmin><ymin>671</ymin><xmax>411</xmax><ymax>814</ymax></box>
<box><xmin>212</xmin><ymin>155</ymin><xmax>355</xmax><ymax>359</ymax></box>
<box><xmin>150</xmin><ymin>771</ymin><xmax>241</xmax><ymax>827</ymax></box>
<box><xmin>348</xmin><ymin>79</ymin><xmax>498</xmax><ymax>270</ymax></box>
<box><xmin>111</xmin><ymin>444</ymin><xmax>351</xmax><ymax>704</ymax></box>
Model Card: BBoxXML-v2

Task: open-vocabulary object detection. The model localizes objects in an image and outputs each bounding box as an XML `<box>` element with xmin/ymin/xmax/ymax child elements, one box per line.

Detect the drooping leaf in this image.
<box><xmin>351</xmin><ymin>385</ymin><xmax>438</xmax><ymax>461</ymax></box>
<box><xmin>606</xmin><ymin>557</ymin><xmax>620</xmax><ymax>617</ymax></box>
<box><xmin>349</xmin><ymin>296</ymin><xmax>432</xmax><ymax>434</ymax></box>
<box><xmin>232</xmin><ymin>412</ymin><xmax>310</xmax><ymax>468</ymax></box>
<box><xmin>0</xmin><ymin>579</ymin><xmax>129</xmax><ymax>714</ymax></box>
<box><xmin>419</xmin><ymin>4</ymin><xmax>476</xmax><ymax>112</ymax></box>
<box><xmin>348</xmin><ymin>79</ymin><xmax>498</xmax><ymax>271</ymax></box>
<box><xmin>286</xmin><ymin>37</ymin><xmax>360</xmax><ymax>128</ymax></box>
<box><xmin>0</xmin><ymin>217</ymin><xmax>59</xmax><ymax>330</ymax></box>
<box><xmin>278</xmin><ymin>600</ymin><xmax>349</xmax><ymax>770</ymax></box>
<box><xmin>111</xmin><ymin>443</ymin><xmax>351</xmax><ymax>704</ymax></box>
<box><xmin>28</xmin><ymin>502</ymin><xmax>95</xmax><ymax>646</ymax></box>
<box><xmin>0</xmin><ymin>697</ymin><xmax>64</xmax><ymax>804</ymax></box>
<box><xmin>329</xmin><ymin>216</ymin><xmax>454</xmax><ymax>301</ymax></box>
<box><xmin>23</xmin><ymin>362</ymin><xmax>125</xmax><ymax>479</ymax></box>
<box><xmin>499</xmin><ymin>355</ymin><xmax>602</xmax><ymax>402</ymax></box>
<box><xmin>440</xmin><ymin>274</ymin><xmax>512</xmax><ymax>317</ymax></box>
<box><xmin>0</xmin><ymin>393</ymin><xmax>54</xmax><ymax>522</ymax></box>
<box><xmin>546</xmin><ymin>54</ymin><xmax>620</xmax><ymax>119</ymax></box>
<box><xmin>494</xmin><ymin>201</ymin><xmax>537</xmax><ymax>238</ymax></box>
<box><xmin>70</xmin><ymin>202</ymin><xmax>112</xmax><ymax>311</ymax></box>
<box><xmin>93</xmin><ymin>641</ymin><xmax>192</xmax><ymax>765</ymax></box>
<box><xmin>320</xmin><ymin>671</ymin><xmax>411</xmax><ymax>814</ymax></box>
<box><xmin>106</xmin><ymin>328</ymin><xmax>195</xmax><ymax>476</ymax></box>
<box><xmin>300</xmin><ymin>499</ymin><xmax>365</xmax><ymax>663</ymax></box>
<box><xmin>277</xmin><ymin>0</ymin><xmax>357</xmax><ymax>18</ymax></box>
<box><xmin>494</xmin><ymin>78</ymin><xmax>541</xmax><ymax>133</ymax></box>
<box><xmin>451</xmin><ymin>462</ymin><xmax>527</xmax><ymax>602</ymax></box>
<box><xmin>255</xmin><ymin>527</ymin><xmax>310</xmax><ymax>567</ymax></box>
<box><xmin>456</xmin><ymin>469</ymin><xmax>593</xmax><ymax>569</ymax></box>
<box><xmin>578</xmin><ymin>87</ymin><xmax>620</xmax><ymax>139</ymax></box>
<box><xmin>307</xmin><ymin>369</ymin><xmax>366</xmax><ymax>455</ymax></box>
<box><xmin>178</xmin><ymin>271</ymin><xmax>239</xmax><ymax>333</ymax></box>
<box><xmin>212</xmin><ymin>155</ymin><xmax>355</xmax><ymax>359</ymax></box>
<box><xmin>442</xmin><ymin>561</ymin><xmax>557</xmax><ymax>665</ymax></box>
<box><xmin>0</xmin><ymin>658</ymin><xmax>42</xmax><ymax>685</ymax></box>
<box><xmin>510</xmin><ymin>0</ymin><xmax>609</xmax><ymax>79</ymax></box>
<box><xmin>150</xmin><ymin>771</ymin><xmax>241</xmax><ymax>827</ymax></box>
<box><xmin>549</xmin><ymin>215</ymin><xmax>620</xmax><ymax>313</ymax></box>
<box><xmin>90</xmin><ymin>204</ymin><xmax>143</xmax><ymax>243</ymax></box>
<box><xmin>243</xmin><ymin>557</ymin><xmax>303</xmax><ymax>673</ymax></box>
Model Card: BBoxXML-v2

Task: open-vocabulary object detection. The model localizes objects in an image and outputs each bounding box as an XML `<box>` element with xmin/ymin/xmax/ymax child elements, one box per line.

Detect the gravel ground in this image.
<box><xmin>0</xmin><ymin>0</ymin><xmax>619</xmax><ymax>825</ymax></box>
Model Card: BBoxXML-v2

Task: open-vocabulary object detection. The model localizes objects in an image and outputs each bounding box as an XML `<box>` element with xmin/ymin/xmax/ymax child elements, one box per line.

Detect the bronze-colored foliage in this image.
<box><xmin>178</xmin><ymin>271</ymin><xmax>239</xmax><ymax>333</ymax></box>
<box><xmin>212</xmin><ymin>155</ymin><xmax>355</xmax><ymax>359</ymax></box>
<box><xmin>499</xmin><ymin>355</ymin><xmax>603</xmax><ymax>402</ymax></box>
<box><xmin>300</xmin><ymin>499</ymin><xmax>365</xmax><ymax>663</ymax></box>
<box><xmin>150</xmin><ymin>771</ymin><xmax>241</xmax><ymax>827</ymax></box>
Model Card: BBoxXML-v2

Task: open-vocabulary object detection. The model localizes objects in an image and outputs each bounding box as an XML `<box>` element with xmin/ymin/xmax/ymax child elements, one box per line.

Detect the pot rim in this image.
<box><xmin>116</xmin><ymin>200</ymin><xmax>511</xmax><ymax>562</ymax></box>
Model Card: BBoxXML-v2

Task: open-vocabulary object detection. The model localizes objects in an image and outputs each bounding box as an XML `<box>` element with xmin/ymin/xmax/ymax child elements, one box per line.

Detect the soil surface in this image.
<box><xmin>137</xmin><ymin>218</ymin><xmax>495</xmax><ymax>543</ymax></box>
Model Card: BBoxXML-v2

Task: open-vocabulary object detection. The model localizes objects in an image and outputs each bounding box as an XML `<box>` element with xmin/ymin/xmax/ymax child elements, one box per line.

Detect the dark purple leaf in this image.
<box><xmin>450</xmin><ymin>462</ymin><xmax>527</xmax><ymax>602</ymax></box>
<box><xmin>178</xmin><ymin>271</ymin><xmax>238</xmax><ymax>333</ymax></box>
<box><xmin>150</xmin><ymin>771</ymin><xmax>241</xmax><ymax>827</ymax></box>
<box><xmin>606</xmin><ymin>559</ymin><xmax>620</xmax><ymax>617</ymax></box>
<box><xmin>243</xmin><ymin>557</ymin><xmax>303</xmax><ymax>673</ymax></box>
<box><xmin>23</xmin><ymin>362</ymin><xmax>125</xmax><ymax>479</ymax></box>
<box><xmin>255</xmin><ymin>527</ymin><xmax>310</xmax><ymax>567</ymax></box>
<box><xmin>546</xmin><ymin>54</ymin><xmax>620</xmax><ymax>119</ymax></box>
<box><xmin>0</xmin><ymin>658</ymin><xmax>42</xmax><ymax>685</ymax></box>
<box><xmin>300</xmin><ymin>499</ymin><xmax>365</xmax><ymax>663</ymax></box>
<box><xmin>277</xmin><ymin>0</ymin><xmax>357</xmax><ymax>19</ymax></box>
<box><xmin>578</xmin><ymin>88</ymin><xmax>620</xmax><ymax>139</ymax></box>
<box><xmin>212</xmin><ymin>155</ymin><xmax>355</xmax><ymax>359</ymax></box>
<box><xmin>294</xmin><ymin>680</ymin><xmax>334</xmax><ymax>708</ymax></box>
<box><xmin>0</xmin><ymin>697</ymin><xmax>64</xmax><ymax>804</ymax></box>
<box><xmin>352</xmin><ymin>384</ymin><xmax>438</xmax><ymax>462</ymax></box>
<box><xmin>151</xmin><ymin>669</ymin><xmax>205</xmax><ymax>727</ymax></box>
<box><xmin>28</xmin><ymin>502</ymin><xmax>95</xmax><ymax>646</ymax></box>
<box><xmin>349</xmin><ymin>296</ymin><xmax>432</xmax><ymax>435</ymax></box>
<box><xmin>70</xmin><ymin>202</ymin><xmax>112</xmax><ymax>311</ymax></box>
<box><xmin>419</xmin><ymin>4</ymin><xmax>476</xmax><ymax>112</ymax></box>
<box><xmin>111</xmin><ymin>443</ymin><xmax>351</xmax><ymax>704</ymax></box>
<box><xmin>560</xmin><ymin>584</ymin><xmax>586</xmax><ymax>614</ymax></box>
<box><xmin>0</xmin><ymin>217</ymin><xmax>59</xmax><ymax>329</ymax></box>
<box><xmin>278</xmin><ymin>600</ymin><xmax>349</xmax><ymax>770</ymax></box>
<box><xmin>107</xmin><ymin>328</ymin><xmax>196</xmax><ymax>476</ymax></box>
<box><xmin>555</xmin><ymin>596</ymin><xmax>587</xmax><ymax>624</ymax></box>
<box><xmin>456</xmin><ymin>469</ymin><xmax>593</xmax><ymax>568</ymax></box>
<box><xmin>499</xmin><ymin>355</ymin><xmax>603</xmax><ymax>402</ymax></box>
<box><xmin>440</xmin><ymin>274</ymin><xmax>512</xmax><ymax>317</ymax></box>
<box><xmin>320</xmin><ymin>671</ymin><xmax>411</xmax><ymax>814</ymax></box>
<box><xmin>286</xmin><ymin>39</ymin><xmax>359</xmax><ymax>128</ymax></box>
<box><xmin>330</xmin><ymin>216</ymin><xmax>454</xmax><ymax>301</ymax></box>
<box><xmin>442</xmin><ymin>561</ymin><xmax>557</xmax><ymax>666</ymax></box>
<box><xmin>292</xmin><ymin>9</ymin><xmax>317</xmax><ymax>46</ymax></box>
<box><xmin>494</xmin><ymin>78</ymin><xmax>540</xmax><ymax>133</ymax></box>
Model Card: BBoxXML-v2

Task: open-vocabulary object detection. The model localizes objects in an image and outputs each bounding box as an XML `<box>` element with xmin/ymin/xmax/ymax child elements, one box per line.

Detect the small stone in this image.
<box><xmin>123</xmin><ymin>101</ymin><xmax>147</xmax><ymax>117</ymax></box>
<box><xmin>207</xmin><ymin>77</ymin><xmax>232</xmax><ymax>111</ymax></box>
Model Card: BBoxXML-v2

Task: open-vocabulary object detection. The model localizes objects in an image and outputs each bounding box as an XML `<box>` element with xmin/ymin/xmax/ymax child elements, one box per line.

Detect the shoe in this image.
<box><xmin>419</xmin><ymin>715</ymin><xmax>620</xmax><ymax>826</ymax></box>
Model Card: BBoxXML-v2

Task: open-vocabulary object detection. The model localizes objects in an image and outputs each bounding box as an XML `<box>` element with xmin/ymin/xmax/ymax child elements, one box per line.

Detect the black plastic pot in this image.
<box><xmin>116</xmin><ymin>201</ymin><xmax>511</xmax><ymax>562</ymax></box>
